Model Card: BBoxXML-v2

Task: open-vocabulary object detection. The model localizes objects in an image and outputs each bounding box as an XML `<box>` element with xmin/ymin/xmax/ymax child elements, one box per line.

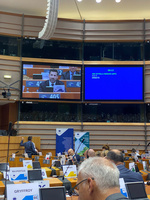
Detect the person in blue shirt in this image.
<box><xmin>20</xmin><ymin>136</ymin><xmax>39</xmax><ymax>158</ymax></box>
<box><xmin>106</xmin><ymin>149</ymin><xmax>143</xmax><ymax>183</ymax></box>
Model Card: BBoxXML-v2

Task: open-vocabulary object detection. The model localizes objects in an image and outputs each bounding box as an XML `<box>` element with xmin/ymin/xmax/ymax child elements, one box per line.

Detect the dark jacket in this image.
<box><xmin>105</xmin><ymin>193</ymin><xmax>128</xmax><ymax>200</ymax></box>
<box><xmin>20</xmin><ymin>140</ymin><xmax>38</xmax><ymax>158</ymax></box>
<box><xmin>39</xmin><ymin>80</ymin><xmax>64</xmax><ymax>92</ymax></box>
<box><xmin>117</xmin><ymin>164</ymin><xmax>143</xmax><ymax>183</ymax></box>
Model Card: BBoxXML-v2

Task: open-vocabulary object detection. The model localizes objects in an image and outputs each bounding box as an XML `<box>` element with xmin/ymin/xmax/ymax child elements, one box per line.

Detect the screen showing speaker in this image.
<box><xmin>21</xmin><ymin>62</ymin><xmax>81</xmax><ymax>101</ymax></box>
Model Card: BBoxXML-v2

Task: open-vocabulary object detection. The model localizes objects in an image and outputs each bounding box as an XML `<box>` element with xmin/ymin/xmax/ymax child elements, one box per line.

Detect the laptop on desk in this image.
<box><xmin>28</xmin><ymin>169</ymin><xmax>43</xmax><ymax>183</ymax></box>
<box><xmin>125</xmin><ymin>182</ymin><xmax>149</xmax><ymax>200</ymax></box>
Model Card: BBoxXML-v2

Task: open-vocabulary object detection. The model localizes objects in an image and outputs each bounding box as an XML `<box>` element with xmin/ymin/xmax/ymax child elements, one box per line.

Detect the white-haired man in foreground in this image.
<box><xmin>77</xmin><ymin>157</ymin><xmax>128</xmax><ymax>200</ymax></box>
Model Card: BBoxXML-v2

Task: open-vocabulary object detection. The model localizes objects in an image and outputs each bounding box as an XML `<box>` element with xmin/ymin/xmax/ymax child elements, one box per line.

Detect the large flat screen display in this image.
<box><xmin>21</xmin><ymin>63</ymin><xmax>81</xmax><ymax>100</ymax></box>
<box><xmin>84</xmin><ymin>66</ymin><xmax>143</xmax><ymax>101</ymax></box>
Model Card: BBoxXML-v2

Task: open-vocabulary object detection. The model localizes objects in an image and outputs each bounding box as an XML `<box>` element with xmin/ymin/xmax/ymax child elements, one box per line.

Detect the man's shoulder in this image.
<box><xmin>105</xmin><ymin>193</ymin><xmax>128</xmax><ymax>200</ymax></box>
<box><xmin>40</xmin><ymin>80</ymin><xmax>49</xmax><ymax>86</ymax></box>
<box><xmin>56</xmin><ymin>80</ymin><xmax>64</xmax><ymax>85</ymax></box>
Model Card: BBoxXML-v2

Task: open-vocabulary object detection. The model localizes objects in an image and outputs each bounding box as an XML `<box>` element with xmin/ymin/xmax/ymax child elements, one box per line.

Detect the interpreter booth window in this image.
<box><xmin>22</xmin><ymin>38</ymin><xmax>82</xmax><ymax>60</ymax></box>
<box><xmin>19</xmin><ymin>102</ymin><xmax>81</xmax><ymax>122</ymax></box>
<box><xmin>82</xmin><ymin>104</ymin><xmax>144</xmax><ymax>122</ymax></box>
<box><xmin>83</xmin><ymin>42</ymin><xmax>143</xmax><ymax>61</ymax></box>
<box><xmin>146</xmin><ymin>104</ymin><xmax>150</xmax><ymax>122</ymax></box>
<box><xmin>0</xmin><ymin>35</ymin><xmax>20</xmax><ymax>57</ymax></box>
<box><xmin>114</xmin><ymin>42</ymin><xmax>143</xmax><ymax>61</ymax></box>
<box><xmin>144</xmin><ymin>41</ymin><xmax>150</xmax><ymax>60</ymax></box>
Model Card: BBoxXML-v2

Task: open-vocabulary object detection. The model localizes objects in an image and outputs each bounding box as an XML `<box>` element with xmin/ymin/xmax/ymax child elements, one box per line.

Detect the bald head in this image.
<box><xmin>106</xmin><ymin>149</ymin><xmax>124</xmax><ymax>164</ymax></box>
<box><xmin>68</xmin><ymin>148</ymin><xmax>74</xmax><ymax>156</ymax></box>
<box><xmin>88</xmin><ymin>149</ymin><xmax>96</xmax><ymax>157</ymax></box>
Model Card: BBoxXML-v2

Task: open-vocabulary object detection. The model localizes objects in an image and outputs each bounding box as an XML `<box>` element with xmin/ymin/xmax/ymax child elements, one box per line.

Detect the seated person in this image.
<box><xmin>77</xmin><ymin>157</ymin><xmax>128</xmax><ymax>200</ymax></box>
<box><xmin>101</xmin><ymin>144</ymin><xmax>110</xmax><ymax>157</ymax></box>
<box><xmin>84</xmin><ymin>149</ymin><xmax>96</xmax><ymax>159</ymax></box>
<box><xmin>20</xmin><ymin>136</ymin><xmax>39</xmax><ymax>158</ymax></box>
<box><xmin>67</xmin><ymin>148</ymin><xmax>80</xmax><ymax>164</ymax></box>
<box><xmin>60</xmin><ymin>66</ymin><xmax>80</xmax><ymax>80</ymax></box>
<box><xmin>39</xmin><ymin>69</ymin><xmax>65</xmax><ymax>92</ymax></box>
<box><xmin>106</xmin><ymin>149</ymin><xmax>143</xmax><ymax>183</ymax></box>
<box><xmin>131</xmin><ymin>148</ymin><xmax>140</xmax><ymax>162</ymax></box>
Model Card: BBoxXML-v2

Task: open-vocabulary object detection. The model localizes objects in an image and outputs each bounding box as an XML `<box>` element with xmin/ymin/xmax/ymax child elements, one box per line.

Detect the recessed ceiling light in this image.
<box><xmin>77</xmin><ymin>0</ymin><xmax>82</xmax><ymax>2</ymax></box>
<box><xmin>115</xmin><ymin>0</ymin><xmax>121</xmax><ymax>2</ymax></box>
<box><xmin>96</xmin><ymin>0</ymin><xmax>102</xmax><ymax>3</ymax></box>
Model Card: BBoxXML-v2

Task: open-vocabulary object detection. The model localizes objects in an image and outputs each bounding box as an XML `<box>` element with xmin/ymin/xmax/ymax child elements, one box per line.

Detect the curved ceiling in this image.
<box><xmin>0</xmin><ymin>0</ymin><xmax>150</xmax><ymax>20</ymax></box>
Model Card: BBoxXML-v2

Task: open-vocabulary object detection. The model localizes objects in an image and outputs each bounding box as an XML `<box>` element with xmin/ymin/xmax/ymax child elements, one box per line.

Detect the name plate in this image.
<box><xmin>7</xmin><ymin>182</ymin><xmax>39</xmax><ymax>200</ymax></box>
<box><xmin>26</xmin><ymin>81</ymin><xmax>42</xmax><ymax>87</ymax></box>
<box><xmin>63</xmin><ymin>165</ymin><xmax>77</xmax><ymax>178</ymax></box>
<box><xmin>9</xmin><ymin>167</ymin><xmax>28</xmax><ymax>181</ymax></box>
<box><xmin>39</xmin><ymin>94</ymin><xmax>60</xmax><ymax>99</ymax></box>
<box><xmin>66</xmin><ymin>81</ymin><xmax>81</xmax><ymax>87</ymax></box>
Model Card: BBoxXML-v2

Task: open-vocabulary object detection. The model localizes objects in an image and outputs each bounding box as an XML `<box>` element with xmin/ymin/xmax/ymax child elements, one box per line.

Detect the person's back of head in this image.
<box><xmin>102</xmin><ymin>144</ymin><xmax>110</xmax><ymax>151</ymax></box>
<box><xmin>106</xmin><ymin>149</ymin><xmax>124</xmax><ymax>164</ymax></box>
<box><xmin>28</xmin><ymin>136</ymin><xmax>32</xmax><ymax>141</ymax></box>
<box><xmin>78</xmin><ymin>157</ymin><xmax>120</xmax><ymax>198</ymax></box>
<box><xmin>88</xmin><ymin>149</ymin><xmax>96</xmax><ymax>157</ymax></box>
<box><xmin>101</xmin><ymin>150</ymin><xmax>109</xmax><ymax>157</ymax></box>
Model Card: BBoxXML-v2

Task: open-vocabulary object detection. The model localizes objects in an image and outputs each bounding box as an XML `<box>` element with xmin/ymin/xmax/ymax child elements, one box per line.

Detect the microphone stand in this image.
<box><xmin>140</xmin><ymin>143</ymin><xmax>150</xmax><ymax>156</ymax></box>
<box><xmin>4</xmin><ymin>122</ymin><xmax>12</xmax><ymax>200</ymax></box>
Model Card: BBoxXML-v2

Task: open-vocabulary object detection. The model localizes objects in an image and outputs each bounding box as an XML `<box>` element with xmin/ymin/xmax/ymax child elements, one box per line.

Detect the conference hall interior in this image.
<box><xmin>1</xmin><ymin>0</ymin><xmax>150</xmax><ymax>199</ymax></box>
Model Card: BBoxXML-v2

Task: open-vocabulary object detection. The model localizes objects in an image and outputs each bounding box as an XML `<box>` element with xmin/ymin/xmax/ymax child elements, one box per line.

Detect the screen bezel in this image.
<box><xmin>21</xmin><ymin>62</ymin><xmax>82</xmax><ymax>102</ymax></box>
<box><xmin>84</xmin><ymin>65</ymin><xmax>144</xmax><ymax>102</ymax></box>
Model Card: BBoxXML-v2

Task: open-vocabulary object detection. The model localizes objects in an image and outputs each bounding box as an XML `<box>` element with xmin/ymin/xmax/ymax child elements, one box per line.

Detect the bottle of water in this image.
<box><xmin>26</xmin><ymin>88</ymin><xmax>29</xmax><ymax>92</ymax></box>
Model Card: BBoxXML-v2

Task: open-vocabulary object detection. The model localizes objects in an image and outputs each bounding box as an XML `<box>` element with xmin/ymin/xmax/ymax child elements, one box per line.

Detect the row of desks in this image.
<box><xmin>0</xmin><ymin>177</ymin><xmax>77</xmax><ymax>195</ymax></box>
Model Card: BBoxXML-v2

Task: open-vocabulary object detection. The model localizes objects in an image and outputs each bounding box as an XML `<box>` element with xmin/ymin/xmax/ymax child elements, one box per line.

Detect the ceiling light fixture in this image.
<box><xmin>115</xmin><ymin>0</ymin><xmax>121</xmax><ymax>3</ymax></box>
<box><xmin>77</xmin><ymin>0</ymin><xmax>82</xmax><ymax>2</ymax></box>
<box><xmin>96</xmin><ymin>0</ymin><xmax>102</xmax><ymax>3</ymax></box>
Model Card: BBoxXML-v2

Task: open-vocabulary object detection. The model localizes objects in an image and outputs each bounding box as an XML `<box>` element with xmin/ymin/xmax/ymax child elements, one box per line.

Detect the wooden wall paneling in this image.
<box><xmin>0</xmin><ymin>106</ymin><xmax>2</xmax><ymax>129</ymax></box>
<box><xmin>15</xmin><ymin>121</ymin><xmax>147</xmax><ymax>152</ymax></box>
<box><xmin>0</xmin><ymin>136</ymin><xmax>40</xmax><ymax>162</ymax></box>
<box><xmin>8</xmin><ymin>102</ymin><xmax>18</xmax><ymax>124</ymax></box>
<box><xmin>0</xmin><ymin>12</ymin><xmax>22</xmax><ymax>36</ymax></box>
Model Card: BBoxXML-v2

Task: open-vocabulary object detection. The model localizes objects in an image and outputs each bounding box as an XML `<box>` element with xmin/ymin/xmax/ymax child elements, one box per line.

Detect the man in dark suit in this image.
<box><xmin>39</xmin><ymin>69</ymin><xmax>65</xmax><ymax>92</ymax></box>
<box><xmin>60</xmin><ymin>66</ymin><xmax>80</xmax><ymax>80</ymax></box>
<box><xmin>20</xmin><ymin>136</ymin><xmax>39</xmax><ymax>158</ymax></box>
<box><xmin>106</xmin><ymin>149</ymin><xmax>143</xmax><ymax>183</ymax></box>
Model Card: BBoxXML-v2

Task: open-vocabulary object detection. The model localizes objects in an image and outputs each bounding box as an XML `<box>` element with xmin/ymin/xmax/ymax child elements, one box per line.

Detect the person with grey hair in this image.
<box><xmin>77</xmin><ymin>157</ymin><xmax>128</xmax><ymax>200</ymax></box>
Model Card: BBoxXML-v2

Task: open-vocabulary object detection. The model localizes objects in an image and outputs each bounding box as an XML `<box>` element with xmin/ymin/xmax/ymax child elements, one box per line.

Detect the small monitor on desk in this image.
<box><xmin>33</xmin><ymin>74</ymin><xmax>42</xmax><ymax>79</ymax></box>
<box><xmin>45</xmin><ymin>86</ymin><xmax>53</xmax><ymax>92</ymax></box>
<box><xmin>73</xmin><ymin>74</ymin><xmax>81</xmax><ymax>80</ymax></box>
<box><xmin>33</xmin><ymin>161</ymin><xmax>41</xmax><ymax>169</ymax></box>
<box><xmin>28</xmin><ymin>169</ymin><xmax>43</xmax><ymax>182</ymax></box>
<box><xmin>125</xmin><ymin>181</ymin><xmax>148</xmax><ymax>199</ymax></box>
<box><xmin>0</xmin><ymin>163</ymin><xmax>9</xmax><ymax>172</ymax></box>
<box><xmin>40</xmin><ymin>186</ymin><xmax>66</xmax><ymax>200</ymax></box>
